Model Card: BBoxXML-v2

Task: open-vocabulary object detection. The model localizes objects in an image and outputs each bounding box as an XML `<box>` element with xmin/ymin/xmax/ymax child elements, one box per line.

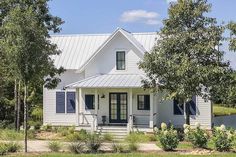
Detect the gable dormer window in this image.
<box><xmin>116</xmin><ymin>51</ymin><xmax>125</xmax><ymax>70</ymax></box>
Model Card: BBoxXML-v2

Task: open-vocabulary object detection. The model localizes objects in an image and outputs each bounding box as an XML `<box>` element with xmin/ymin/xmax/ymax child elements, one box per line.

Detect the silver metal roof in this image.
<box><xmin>50</xmin><ymin>28</ymin><xmax>158</xmax><ymax>70</ymax></box>
<box><xmin>66</xmin><ymin>74</ymin><xmax>145</xmax><ymax>88</ymax></box>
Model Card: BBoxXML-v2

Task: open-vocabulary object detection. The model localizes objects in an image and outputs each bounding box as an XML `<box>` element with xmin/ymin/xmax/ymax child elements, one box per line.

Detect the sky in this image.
<box><xmin>48</xmin><ymin>0</ymin><xmax>236</xmax><ymax>68</ymax></box>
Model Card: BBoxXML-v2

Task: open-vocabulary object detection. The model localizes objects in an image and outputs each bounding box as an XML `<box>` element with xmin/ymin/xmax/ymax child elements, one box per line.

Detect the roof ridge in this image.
<box><xmin>50</xmin><ymin>32</ymin><xmax>157</xmax><ymax>37</ymax></box>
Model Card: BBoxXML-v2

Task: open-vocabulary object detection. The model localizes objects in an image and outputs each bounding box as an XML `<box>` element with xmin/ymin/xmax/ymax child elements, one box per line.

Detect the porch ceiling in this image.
<box><xmin>65</xmin><ymin>74</ymin><xmax>145</xmax><ymax>88</ymax></box>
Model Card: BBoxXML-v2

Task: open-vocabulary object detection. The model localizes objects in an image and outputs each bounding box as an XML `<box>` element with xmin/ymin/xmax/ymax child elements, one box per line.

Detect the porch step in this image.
<box><xmin>97</xmin><ymin>126</ymin><xmax>128</xmax><ymax>140</ymax></box>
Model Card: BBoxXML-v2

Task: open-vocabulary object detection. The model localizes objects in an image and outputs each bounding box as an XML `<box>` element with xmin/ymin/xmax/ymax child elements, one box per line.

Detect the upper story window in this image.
<box><xmin>116</xmin><ymin>51</ymin><xmax>125</xmax><ymax>70</ymax></box>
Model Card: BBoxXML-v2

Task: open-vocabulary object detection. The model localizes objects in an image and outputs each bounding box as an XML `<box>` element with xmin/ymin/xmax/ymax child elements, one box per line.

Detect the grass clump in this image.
<box><xmin>85</xmin><ymin>133</ymin><xmax>103</xmax><ymax>153</ymax></box>
<box><xmin>48</xmin><ymin>141</ymin><xmax>62</xmax><ymax>152</ymax></box>
<box><xmin>68</xmin><ymin>142</ymin><xmax>85</xmax><ymax>154</ymax></box>
<box><xmin>125</xmin><ymin>132</ymin><xmax>149</xmax><ymax>143</ymax></box>
<box><xmin>0</xmin><ymin>129</ymin><xmax>24</xmax><ymax>141</ymax></box>
<box><xmin>102</xmin><ymin>133</ymin><xmax>114</xmax><ymax>142</ymax></box>
<box><xmin>111</xmin><ymin>143</ymin><xmax>126</xmax><ymax>153</ymax></box>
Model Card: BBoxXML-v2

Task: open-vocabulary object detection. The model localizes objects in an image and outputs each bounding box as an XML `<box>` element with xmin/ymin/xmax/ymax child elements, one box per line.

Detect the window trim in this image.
<box><xmin>56</xmin><ymin>91</ymin><xmax>76</xmax><ymax>114</ymax></box>
<box><xmin>116</xmin><ymin>51</ymin><xmax>126</xmax><ymax>70</ymax></box>
<box><xmin>137</xmin><ymin>95</ymin><xmax>150</xmax><ymax>110</ymax></box>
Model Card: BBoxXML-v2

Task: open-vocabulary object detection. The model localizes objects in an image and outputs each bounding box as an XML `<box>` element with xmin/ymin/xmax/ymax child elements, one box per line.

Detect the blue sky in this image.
<box><xmin>48</xmin><ymin>0</ymin><xmax>236</xmax><ymax>68</ymax></box>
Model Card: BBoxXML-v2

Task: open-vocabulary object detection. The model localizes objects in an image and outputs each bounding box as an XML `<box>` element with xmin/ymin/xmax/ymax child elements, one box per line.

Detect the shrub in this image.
<box><xmin>85</xmin><ymin>133</ymin><xmax>103</xmax><ymax>153</ymax></box>
<box><xmin>0</xmin><ymin>144</ymin><xmax>8</xmax><ymax>156</ymax></box>
<box><xmin>41</xmin><ymin>124</ymin><xmax>52</xmax><ymax>131</ymax></box>
<box><xmin>48</xmin><ymin>141</ymin><xmax>62</xmax><ymax>152</ymax></box>
<box><xmin>68</xmin><ymin>142</ymin><xmax>85</xmax><ymax>154</ymax></box>
<box><xmin>5</xmin><ymin>142</ymin><xmax>22</xmax><ymax>152</ymax></box>
<box><xmin>128</xmin><ymin>142</ymin><xmax>138</xmax><ymax>152</ymax></box>
<box><xmin>111</xmin><ymin>143</ymin><xmax>125</xmax><ymax>153</ymax></box>
<box><xmin>102</xmin><ymin>133</ymin><xmax>114</xmax><ymax>142</ymax></box>
<box><xmin>0</xmin><ymin>129</ymin><xmax>24</xmax><ymax>141</ymax></box>
<box><xmin>147</xmin><ymin>134</ymin><xmax>157</xmax><ymax>142</ymax></box>
<box><xmin>66</xmin><ymin>129</ymin><xmax>87</xmax><ymax>142</ymax></box>
<box><xmin>184</xmin><ymin>123</ymin><xmax>208</xmax><ymax>148</ymax></box>
<box><xmin>125</xmin><ymin>132</ymin><xmax>149</xmax><ymax>143</ymax></box>
<box><xmin>212</xmin><ymin>125</ymin><xmax>234</xmax><ymax>152</ymax></box>
<box><xmin>157</xmin><ymin>122</ymin><xmax>179</xmax><ymax>151</ymax></box>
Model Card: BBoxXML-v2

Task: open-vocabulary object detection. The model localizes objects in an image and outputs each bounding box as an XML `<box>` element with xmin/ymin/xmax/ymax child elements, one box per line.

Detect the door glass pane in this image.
<box><xmin>120</xmin><ymin>94</ymin><xmax>127</xmax><ymax>120</ymax></box>
<box><xmin>110</xmin><ymin>94</ymin><xmax>117</xmax><ymax>120</ymax></box>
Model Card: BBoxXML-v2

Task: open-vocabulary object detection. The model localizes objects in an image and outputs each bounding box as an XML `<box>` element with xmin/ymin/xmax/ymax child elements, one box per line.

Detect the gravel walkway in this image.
<box><xmin>12</xmin><ymin>140</ymin><xmax>161</xmax><ymax>152</ymax></box>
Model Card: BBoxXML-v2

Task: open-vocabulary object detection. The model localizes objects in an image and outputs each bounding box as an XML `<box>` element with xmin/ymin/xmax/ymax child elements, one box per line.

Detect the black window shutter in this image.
<box><xmin>56</xmin><ymin>92</ymin><xmax>65</xmax><ymax>113</ymax></box>
<box><xmin>173</xmin><ymin>99</ymin><xmax>184</xmax><ymax>115</ymax></box>
<box><xmin>67</xmin><ymin>92</ymin><xmax>76</xmax><ymax>113</ymax></box>
<box><xmin>145</xmin><ymin>95</ymin><xmax>150</xmax><ymax>110</ymax></box>
<box><xmin>189</xmin><ymin>96</ymin><xmax>196</xmax><ymax>115</ymax></box>
<box><xmin>85</xmin><ymin>95</ymin><xmax>94</xmax><ymax>110</ymax></box>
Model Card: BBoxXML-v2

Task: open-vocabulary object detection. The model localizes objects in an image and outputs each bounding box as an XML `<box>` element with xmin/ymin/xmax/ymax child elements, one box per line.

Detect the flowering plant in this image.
<box><xmin>183</xmin><ymin>123</ymin><xmax>208</xmax><ymax>148</ymax></box>
<box><xmin>212</xmin><ymin>125</ymin><xmax>234</xmax><ymax>152</ymax></box>
<box><xmin>157</xmin><ymin>122</ymin><xmax>179</xmax><ymax>151</ymax></box>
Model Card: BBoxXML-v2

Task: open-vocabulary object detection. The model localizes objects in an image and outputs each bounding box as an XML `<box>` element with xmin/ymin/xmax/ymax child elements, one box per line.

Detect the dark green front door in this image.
<box><xmin>109</xmin><ymin>93</ymin><xmax>127</xmax><ymax>123</ymax></box>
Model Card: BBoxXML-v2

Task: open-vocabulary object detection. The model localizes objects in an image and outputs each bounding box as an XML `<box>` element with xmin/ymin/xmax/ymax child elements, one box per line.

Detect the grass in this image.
<box><xmin>0</xmin><ymin>129</ymin><xmax>24</xmax><ymax>141</ymax></box>
<box><xmin>7</xmin><ymin>152</ymin><xmax>236</xmax><ymax>157</ymax></box>
<box><xmin>213</xmin><ymin>104</ymin><xmax>236</xmax><ymax>117</ymax></box>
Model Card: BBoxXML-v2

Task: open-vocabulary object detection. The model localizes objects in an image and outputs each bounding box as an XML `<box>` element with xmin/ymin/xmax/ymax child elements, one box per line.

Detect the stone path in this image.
<box><xmin>14</xmin><ymin>140</ymin><xmax>161</xmax><ymax>152</ymax></box>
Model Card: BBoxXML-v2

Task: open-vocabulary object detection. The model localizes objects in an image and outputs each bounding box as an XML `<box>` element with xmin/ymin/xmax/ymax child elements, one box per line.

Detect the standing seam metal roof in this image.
<box><xmin>50</xmin><ymin>29</ymin><xmax>158</xmax><ymax>70</ymax></box>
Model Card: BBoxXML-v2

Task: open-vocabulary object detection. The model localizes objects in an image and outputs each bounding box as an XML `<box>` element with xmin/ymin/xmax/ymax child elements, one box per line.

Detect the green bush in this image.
<box><xmin>0</xmin><ymin>144</ymin><xmax>8</xmax><ymax>156</ymax></box>
<box><xmin>102</xmin><ymin>133</ymin><xmax>114</xmax><ymax>142</ymax></box>
<box><xmin>125</xmin><ymin>132</ymin><xmax>149</xmax><ymax>143</ymax></box>
<box><xmin>212</xmin><ymin>125</ymin><xmax>234</xmax><ymax>152</ymax></box>
<box><xmin>184</xmin><ymin>123</ymin><xmax>208</xmax><ymax>148</ymax></box>
<box><xmin>66</xmin><ymin>129</ymin><xmax>87</xmax><ymax>142</ymax></box>
<box><xmin>29</xmin><ymin>120</ymin><xmax>42</xmax><ymax>130</ymax></box>
<box><xmin>5</xmin><ymin>142</ymin><xmax>22</xmax><ymax>152</ymax></box>
<box><xmin>68</xmin><ymin>142</ymin><xmax>85</xmax><ymax>154</ymax></box>
<box><xmin>41</xmin><ymin>124</ymin><xmax>52</xmax><ymax>131</ymax></box>
<box><xmin>0</xmin><ymin>129</ymin><xmax>24</xmax><ymax>141</ymax></box>
<box><xmin>157</xmin><ymin>123</ymin><xmax>179</xmax><ymax>151</ymax></box>
<box><xmin>48</xmin><ymin>141</ymin><xmax>62</xmax><ymax>152</ymax></box>
<box><xmin>147</xmin><ymin>134</ymin><xmax>157</xmax><ymax>141</ymax></box>
<box><xmin>128</xmin><ymin>142</ymin><xmax>138</xmax><ymax>152</ymax></box>
<box><xmin>111</xmin><ymin>143</ymin><xmax>125</xmax><ymax>153</ymax></box>
<box><xmin>86</xmin><ymin>133</ymin><xmax>103</xmax><ymax>153</ymax></box>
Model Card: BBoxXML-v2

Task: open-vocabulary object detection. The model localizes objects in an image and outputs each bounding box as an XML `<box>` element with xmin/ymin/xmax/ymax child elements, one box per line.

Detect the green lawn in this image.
<box><xmin>213</xmin><ymin>104</ymin><xmax>236</xmax><ymax>117</ymax></box>
<box><xmin>9</xmin><ymin>153</ymin><xmax>236</xmax><ymax>157</ymax></box>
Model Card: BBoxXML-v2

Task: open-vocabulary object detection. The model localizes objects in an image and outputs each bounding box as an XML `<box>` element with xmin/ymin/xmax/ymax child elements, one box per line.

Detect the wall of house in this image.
<box><xmin>85</xmin><ymin>32</ymin><xmax>144</xmax><ymax>77</ymax></box>
<box><xmin>157</xmin><ymin>95</ymin><xmax>212</xmax><ymax>129</ymax></box>
<box><xmin>43</xmin><ymin>70</ymin><xmax>84</xmax><ymax>126</ymax></box>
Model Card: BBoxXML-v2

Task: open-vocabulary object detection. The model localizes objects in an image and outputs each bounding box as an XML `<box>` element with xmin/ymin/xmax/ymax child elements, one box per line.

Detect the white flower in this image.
<box><xmin>154</xmin><ymin>127</ymin><xmax>159</xmax><ymax>133</ymax></box>
<box><xmin>161</xmin><ymin>122</ymin><xmax>167</xmax><ymax>130</ymax></box>
<box><xmin>220</xmin><ymin>124</ymin><xmax>226</xmax><ymax>131</ymax></box>
<box><xmin>204</xmin><ymin>133</ymin><xmax>208</xmax><ymax>137</ymax></box>
<box><xmin>164</xmin><ymin>130</ymin><xmax>168</xmax><ymax>136</ymax></box>
<box><xmin>195</xmin><ymin>122</ymin><xmax>201</xmax><ymax>128</ymax></box>
<box><xmin>184</xmin><ymin>128</ymin><xmax>189</xmax><ymax>134</ymax></box>
<box><xmin>215</xmin><ymin>127</ymin><xmax>221</xmax><ymax>131</ymax></box>
<box><xmin>227</xmin><ymin>132</ymin><xmax>233</xmax><ymax>139</ymax></box>
<box><xmin>183</xmin><ymin>124</ymin><xmax>188</xmax><ymax>129</ymax></box>
<box><xmin>173</xmin><ymin>130</ymin><xmax>177</xmax><ymax>134</ymax></box>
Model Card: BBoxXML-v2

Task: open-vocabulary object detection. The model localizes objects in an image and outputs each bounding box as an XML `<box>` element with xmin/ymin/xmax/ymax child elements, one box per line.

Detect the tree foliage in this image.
<box><xmin>139</xmin><ymin>0</ymin><xmax>234</xmax><ymax>123</ymax></box>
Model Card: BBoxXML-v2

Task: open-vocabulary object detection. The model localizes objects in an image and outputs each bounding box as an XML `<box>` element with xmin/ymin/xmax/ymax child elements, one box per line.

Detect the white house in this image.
<box><xmin>43</xmin><ymin>28</ymin><xmax>212</xmax><ymax>133</ymax></box>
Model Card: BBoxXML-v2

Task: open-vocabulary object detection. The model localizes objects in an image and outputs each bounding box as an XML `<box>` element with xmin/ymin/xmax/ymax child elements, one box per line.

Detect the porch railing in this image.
<box><xmin>78</xmin><ymin>113</ymin><xmax>98</xmax><ymax>132</ymax></box>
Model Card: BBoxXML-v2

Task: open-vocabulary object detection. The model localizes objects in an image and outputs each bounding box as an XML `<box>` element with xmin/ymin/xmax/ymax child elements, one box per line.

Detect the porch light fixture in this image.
<box><xmin>101</xmin><ymin>94</ymin><xmax>105</xmax><ymax>98</ymax></box>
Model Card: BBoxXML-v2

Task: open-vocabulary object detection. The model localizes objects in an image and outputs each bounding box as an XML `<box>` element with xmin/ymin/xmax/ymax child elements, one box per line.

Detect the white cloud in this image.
<box><xmin>120</xmin><ymin>10</ymin><xmax>160</xmax><ymax>25</ymax></box>
<box><xmin>166</xmin><ymin>0</ymin><xmax>177</xmax><ymax>3</ymax></box>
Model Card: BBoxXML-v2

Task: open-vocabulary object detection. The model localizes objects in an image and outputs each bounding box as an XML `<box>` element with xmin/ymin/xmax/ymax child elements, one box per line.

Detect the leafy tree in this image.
<box><xmin>0</xmin><ymin>0</ymin><xmax>64</xmax><ymax>152</ymax></box>
<box><xmin>139</xmin><ymin>0</ymin><xmax>233</xmax><ymax>124</ymax></box>
<box><xmin>228</xmin><ymin>22</ymin><xmax>236</xmax><ymax>52</ymax></box>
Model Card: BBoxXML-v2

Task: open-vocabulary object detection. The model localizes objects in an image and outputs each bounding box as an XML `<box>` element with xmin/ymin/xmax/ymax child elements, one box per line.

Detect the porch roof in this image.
<box><xmin>65</xmin><ymin>74</ymin><xmax>145</xmax><ymax>88</ymax></box>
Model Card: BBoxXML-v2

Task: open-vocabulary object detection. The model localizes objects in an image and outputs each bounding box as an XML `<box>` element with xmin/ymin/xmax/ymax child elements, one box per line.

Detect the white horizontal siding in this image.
<box><xmin>157</xmin><ymin>96</ymin><xmax>212</xmax><ymax>129</ymax></box>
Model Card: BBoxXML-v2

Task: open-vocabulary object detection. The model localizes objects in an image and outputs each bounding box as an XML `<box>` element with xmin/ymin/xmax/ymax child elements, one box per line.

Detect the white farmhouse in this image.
<box><xmin>43</xmin><ymin>28</ymin><xmax>212</xmax><ymax>134</ymax></box>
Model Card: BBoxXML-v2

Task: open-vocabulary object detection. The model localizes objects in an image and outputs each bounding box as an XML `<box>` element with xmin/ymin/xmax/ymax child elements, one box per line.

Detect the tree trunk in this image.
<box><xmin>14</xmin><ymin>80</ymin><xmax>18</xmax><ymax>131</ymax></box>
<box><xmin>185</xmin><ymin>101</ymin><xmax>190</xmax><ymax>125</ymax></box>
<box><xmin>17</xmin><ymin>81</ymin><xmax>21</xmax><ymax>132</ymax></box>
<box><xmin>24</xmin><ymin>83</ymin><xmax>28</xmax><ymax>153</ymax></box>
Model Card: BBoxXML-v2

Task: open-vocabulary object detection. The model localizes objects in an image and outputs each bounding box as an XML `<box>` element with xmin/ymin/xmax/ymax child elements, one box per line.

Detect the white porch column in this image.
<box><xmin>76</xmin><ymin>88</ymin><xmax>79</xmax><ymax>126</ymax></box>
<box><xmin>149</xmin><ymin>93</ymin><xmax>154</xmax><ymax>128</ymax></box>
<box><xmin>94</xmin><ymin>89</ymin><xmax>98</xmax><ymax>131</ymax></box>
<box><xmin>79</xmin><ymin>88</ymin><xmax>83</xmax><ymax>124</ymax></box>
<box><xmin>128</xmin><ymin>88</ymin><xmax>133</xmax><ymax>132</ymax></box>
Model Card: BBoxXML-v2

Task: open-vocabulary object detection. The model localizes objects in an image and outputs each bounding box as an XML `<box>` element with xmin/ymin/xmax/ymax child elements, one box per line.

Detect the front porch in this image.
<box><xmin>76</xmin><ymin>88</ymin><xmax>157</xmax><ymax>133</ymax></box>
